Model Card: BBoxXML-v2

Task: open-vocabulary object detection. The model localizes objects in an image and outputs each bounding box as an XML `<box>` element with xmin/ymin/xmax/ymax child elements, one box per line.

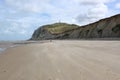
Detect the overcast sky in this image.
<box><xmin>0</xmin><ymin>0</ymin><xmax>120</xmax><ymax>41</ymax></box>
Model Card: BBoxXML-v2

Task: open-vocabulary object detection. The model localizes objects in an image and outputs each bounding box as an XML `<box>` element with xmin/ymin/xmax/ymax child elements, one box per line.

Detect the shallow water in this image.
<box><xmin>0</xmin><ymin>41</ymin><xmax>39</xmax><ymax>54</ymax></box>
<box><xmin>0</xmin><ymin>48</ymin><xmax>6</xmax><ymax>54</ymax></box>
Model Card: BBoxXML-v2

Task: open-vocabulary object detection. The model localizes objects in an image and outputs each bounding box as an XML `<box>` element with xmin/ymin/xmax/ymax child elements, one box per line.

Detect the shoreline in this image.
<box><xmin>1</xmin><ymin>39</ymin><xmax>118</xmax><ymax>51</ymax></box>
<box><xmin>0</xmin><ymin>48</ymin><xmax>6</xmax><ymax>54</ymax></box>
<box><xmin>0</xmin><ymin>39</ymin><xmax>119</xmax><ymax>54</ymax></box>
<box><xmin>0</xmin><ymin>41</ymin><xmax>14</xmax><ymax>54</ymax></box>
<box><xmin>30</xmin><ymin>38</ymin><xmax>120</xmax><ymax>41</ymax></box>
<box><xmin>0</xmin><ymin>40</ymin><xmax>51</xmax><ymax>54</ymax></box>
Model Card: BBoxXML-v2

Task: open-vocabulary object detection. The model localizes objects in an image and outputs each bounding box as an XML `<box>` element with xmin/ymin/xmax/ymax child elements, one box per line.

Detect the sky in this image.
<box><xmin>0</xmin><ymin>0</ymin><xmax>120</xmax><ymax>41</ymax></box>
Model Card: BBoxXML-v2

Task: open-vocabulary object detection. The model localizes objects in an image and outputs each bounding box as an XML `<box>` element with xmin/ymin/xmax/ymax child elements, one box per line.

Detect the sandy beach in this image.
<box><xmin>0</xmin><ymin>40</ymin><xmax>120</xmax><ymax>80</ymax></box>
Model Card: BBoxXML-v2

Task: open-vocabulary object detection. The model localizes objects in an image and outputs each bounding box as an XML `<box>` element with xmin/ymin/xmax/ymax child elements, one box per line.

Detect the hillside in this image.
<box><xmin>31</xmin><ymin>23</ymin><xmax>79</xmax><ymax>40</ymax></box>
<box><xmin>43</xmin><ymin>23</ymin><xmax>79</xmax><ymax>34</ymax></box>
<box><xmin>31</xmin><ymin>14</ymin><xmax>120</xmax><ymax>40</ymax></box>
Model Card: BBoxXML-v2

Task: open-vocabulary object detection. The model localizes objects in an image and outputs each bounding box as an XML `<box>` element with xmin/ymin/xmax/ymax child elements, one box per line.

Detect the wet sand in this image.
<box><xmin>0</xmin><ymin>41</ymin><xmax>49</xmax><ymax>53</ymax></box>
<box><xmin>0</xmin><ymin>40</ymin><xmax>120</xmax><ymax>80</ymax></box>
<box><xmin>0</xmin><ymin>41</ymin><xmax>14</xmax><ymax>54</ymax></box>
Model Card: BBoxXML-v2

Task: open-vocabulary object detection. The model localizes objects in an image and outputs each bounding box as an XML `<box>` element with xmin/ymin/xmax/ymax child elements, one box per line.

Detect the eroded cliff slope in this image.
<box><xmin>31</xmin><ymin>14</ymin><xmax>120</xmax><ymax>40</ymax></box>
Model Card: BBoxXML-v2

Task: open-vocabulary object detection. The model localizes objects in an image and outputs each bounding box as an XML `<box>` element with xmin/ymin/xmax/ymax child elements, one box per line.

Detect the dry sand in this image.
<box><xmin>0</xmin><ymin>40</ymin><xmax>120</xmax><ymax>80</ymax></box>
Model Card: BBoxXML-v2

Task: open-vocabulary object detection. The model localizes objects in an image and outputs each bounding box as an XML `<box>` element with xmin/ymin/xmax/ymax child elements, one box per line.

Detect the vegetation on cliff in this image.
<box><xmin>43</xmin><ymin>23</ymin><xmax>79</xmax><ymax>34</ymax></box>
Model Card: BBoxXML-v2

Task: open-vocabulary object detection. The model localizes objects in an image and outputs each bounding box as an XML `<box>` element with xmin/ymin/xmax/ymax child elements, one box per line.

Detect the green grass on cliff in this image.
<box><xmin>44</xmin><ymin>23</ymin><xmax>79</xmax><ymax>34</ymax></box>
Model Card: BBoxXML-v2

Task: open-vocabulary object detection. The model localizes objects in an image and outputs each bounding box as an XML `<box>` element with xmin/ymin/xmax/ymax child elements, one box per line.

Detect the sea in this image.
<box><xmin>0</xmin><ymin>41</ymin><xmax>15</xmax><ymax>54</ymax></box>
<box><xmin>0</xmin><ymin>48</ymin><xmax>6</xmax><ymax>54</ymax></box>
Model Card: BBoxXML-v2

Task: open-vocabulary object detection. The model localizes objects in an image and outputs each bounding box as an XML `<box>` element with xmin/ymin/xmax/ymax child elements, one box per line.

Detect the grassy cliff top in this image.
<box><xmin>43</xmin><ymin>23</ymin><xmax>79</xmax><ymax>34</ymax></box>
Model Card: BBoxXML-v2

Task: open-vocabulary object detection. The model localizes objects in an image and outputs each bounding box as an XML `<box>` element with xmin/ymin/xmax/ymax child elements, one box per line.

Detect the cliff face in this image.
<box><xmin>31</xmin><ymin>14</ymin><xmax>120</xmax><ymax>40</ymax></box>
<box><xmin>31</xmin><ymin>23</ymin><xmax>79</xmax><ymax>40</ymax></box>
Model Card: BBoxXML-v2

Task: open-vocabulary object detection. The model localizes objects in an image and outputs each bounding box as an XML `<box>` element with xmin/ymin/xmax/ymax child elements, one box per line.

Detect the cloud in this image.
<box><xmin>5</xmin><ymin>0</ymin><xmax>113</xmax><ymax>25</ymax></box>
<box><xmin>76</xmin><ymin>0</ymin><xmax>116</xmax><ymax>25</ymax></box>
<box><xmin>3</xmin><ymin>22</ymin><xmax>27</xmax><ymax>35</ymax></box>
<box><xmin>4</xmin><ymin>0</ymin><xmax>82</xmax><ymax>25</ymax></box>
<box><xmin>115</xmin><ymin>3</ymin><xmax>120</xmax><ymax>9</ymax></box>
<box><xmin>79</xmin><ymin>0</ymin><xmax>115</xmax><ymax>5</ymax></box>
<box><xmin>5</xmin><ymin>0</ymin><xmax>56</xmax><ymax>13</ymax></box>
